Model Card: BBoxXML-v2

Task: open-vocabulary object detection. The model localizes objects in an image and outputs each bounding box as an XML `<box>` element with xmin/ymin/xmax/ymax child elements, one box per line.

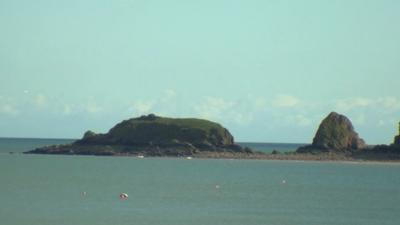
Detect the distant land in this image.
<box><xmin>25</xmin><ymin>113</ymin><xmax>400</xmax><ymax>161</ymax></box>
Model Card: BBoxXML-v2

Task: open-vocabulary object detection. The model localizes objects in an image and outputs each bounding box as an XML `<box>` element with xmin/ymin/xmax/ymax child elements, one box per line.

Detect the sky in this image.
<box><xmin>1</xmin><ymin>0</ymin><xmax>399</xmax><ymax>144</ymax></box>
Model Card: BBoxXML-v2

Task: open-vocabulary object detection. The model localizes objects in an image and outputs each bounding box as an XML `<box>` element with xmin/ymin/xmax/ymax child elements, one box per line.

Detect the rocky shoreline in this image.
<box><xmin>24</xmin><ymin>142</ymin><xmax>400</xmax><ymax>162</ymax></box>
<box><xmin>24</xmin><ymin>148</ymin><xmax>400</xmax><ymax>162</ymax></box>
<box><xmin>24</xmin><ymin>113</ymin><xmax>400</xmax><ymax>162</ymax></box>
<box><xmin>25</xmin><ymin>143</ymin><xmax>251</xmax><ymax>157</ymax></box>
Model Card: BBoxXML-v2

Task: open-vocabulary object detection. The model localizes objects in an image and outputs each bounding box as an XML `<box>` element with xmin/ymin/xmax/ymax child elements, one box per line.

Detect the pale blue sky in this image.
<box><xmin>1</xmin><ymin>0</ymin><xmax>399</xmax><ymax>144</ymax></box>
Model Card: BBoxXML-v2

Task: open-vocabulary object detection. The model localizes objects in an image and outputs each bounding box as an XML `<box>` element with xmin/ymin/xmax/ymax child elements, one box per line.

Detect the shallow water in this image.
<box><xmin>0</xmin><ymin>139</ymin><xmax>399</xmax><ymax>225</ymax></box>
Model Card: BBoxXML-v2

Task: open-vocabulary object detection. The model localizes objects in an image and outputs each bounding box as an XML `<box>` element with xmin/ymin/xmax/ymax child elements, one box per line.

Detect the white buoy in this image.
<box><xmin>186</xmin><ymin>157</ymin><xmax>192</xmax><ymax>160</ymax></box>
<box><xmin>282</xmin><ymin>180</ymin><xmax>287</xmax><ymax>184</ymax></box>
<box><xmin>119</xmin><ymin>193</ymin><xmax>129</xmax><ymax>200</ymax></box>
<box><xmin>215</xmin><ymin>185</ymin><xmax>220</xmax><ymax>189</ymax></box>
<box><xmin>81</xmin><ymin>191</ymin><xmax>87</xmax><ymax>196</ymax></box>
<box><xmin>137</xmin><ymin>155</ymin><xmax>144</xmax><ymax>158</ymax></box>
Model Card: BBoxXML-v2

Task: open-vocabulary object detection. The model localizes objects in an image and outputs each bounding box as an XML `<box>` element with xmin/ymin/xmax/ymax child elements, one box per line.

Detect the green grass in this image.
<box><xmin>119</xmin><ymin>116</ymin><xmax>225</xmax><ymax>134</ymax></box>
<box><xmin>85</xmin><ymin>114</ymin><xmax>234</xmax><ymax>146</ymax></box>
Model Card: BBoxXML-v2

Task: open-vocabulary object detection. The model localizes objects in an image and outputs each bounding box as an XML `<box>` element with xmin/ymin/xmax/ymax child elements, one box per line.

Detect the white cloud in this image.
<box><xmin>295</xmin><ymin>115</ymin><xmax>312</xmax><ymax>126</ymax></box>
<box><xmin>34</xmin><ymin>94</ymin><xmax>47</xmax><ymax>108</ymax></box>
<box><xmin>353</xmin><ymin>114</ymin><xmax>366</xmax><ymax>125</ymax></box>
<box><xmin>230</xmin><ymin>111</ymin><xmax>254</xmax><ymax>125</ymax></box>
<box><xmin>163</xmin><ymin>89</ymin><xmax>176</xmax><ymax>100</ymax></box>
<box><xmin>284</xmin><ymin>114</ymin><xmax>312</xmax><ymax>127</ymax></box>
<box><xmin>335</xmin><ymin>97</ymin><xmax>372</xmax><ymax>111</ymax></box>
<box><xmin>128</xmin><ymin>89</ymin><xmax>178</xmax><ymax>116</ymax></box>
<box><xmin>160</xmin><ymin>89</ymin><xmax>177</xmax><ymax>104</ymax></box>
<box><xmin>377</xmin><ymin>120</ymin><xmax>386</xmax><ymax>127</ymax></box>
<box><xmin>128</xmin><ymin>94</ymin><xmax>258</xmax><ymax>125</ymax></box>
<box><xmin>0</xmin><ymin>104</ymin><xmax>19</xmax><ymax>116</ymax></box>
<box><xmin>0</xmin><ymin>96</ymin><xmax>19</xmax><ymax>116</ymax></box>
<box><xmin>377</xmin><ymin>97</ymin><xmax>400</xmax><ymax>112</ymax></box>
<box><xmin>334</xmin><ymin>97</ymin><xmax>400</xmax><ymax>113</ymax></box>
<box><xmin>85</xmin><ymin>103</ymin><xmax>102</xmax><ymax>114</ymax></box>
<box><xmin>254</xmin><ymin>97</ymin><xmax>268</xmax><ymax>111</ymax></box>
<box><xmin>194</xmin><ymin>97</ymin><xmax>253</xmax><ymax>125</ymax></box>
<box><xmin>272</xmin><ymin>94</ymin><xmax>301</xmax><ymax>107</ymax></box>
<box><xmin>195</xmin><ymin>97</ymin><xmax>235</xmax><ymax>120</ymax></box>
<box><xmin>63</xmin><ymin>104</ymin><xmax>73</xmax><ymax>115</ymax></box>
<box><xmin>131</xmin><ymin>100</ymin><xmax>155</xmax><ymax>116</ymax></box>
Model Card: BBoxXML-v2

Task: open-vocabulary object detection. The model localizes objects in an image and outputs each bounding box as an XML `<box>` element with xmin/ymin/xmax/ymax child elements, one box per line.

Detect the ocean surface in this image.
<box><xmin>1</xmin><ymin>138</ymin><xmax>399</xmax><ymax>225</ymax></box>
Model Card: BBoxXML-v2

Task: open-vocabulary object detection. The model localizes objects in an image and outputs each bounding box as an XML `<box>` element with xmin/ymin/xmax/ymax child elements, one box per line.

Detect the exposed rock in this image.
<box><xmin>297</xmin><ymin>112</ymin><xmax>366</xmax><ymax>152</ymax></box>
<box><xmin>271</xmin><ymin>150</ymin><xmax>280</xmax><ymax>155</ymax></box>
<box><xmin>82</xmin><ymin>130</ymin><xmax>97</xmax><ymax>139</ymax></box>
<box><xmin>394</xmin><ymin>122</ymin><xmax>400</xmax><ymax>145</ymax></box>
<box><xmin>348</xmin><ymin>121</ymin><xmax>400</xmax><ymax>158</ymax></box>
<box><xmin>26</xmin><ymin>114</ymin><xmax>250</xmax><ymax>156</ymax></box>
<box><xmin>395</xmin><ymin>136</ymin><xmax>400</xmax><ymax>145</ymax></box>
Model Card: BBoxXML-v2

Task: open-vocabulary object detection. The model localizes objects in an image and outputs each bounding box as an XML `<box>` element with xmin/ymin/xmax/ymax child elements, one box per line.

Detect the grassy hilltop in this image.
<box><xmin>79</xmin><ymin>114</ymin><xmax>234</xmax><ymax>146</ymax></box>
<box><xmin>26</xmin><ymin>114</ymin><xmax>249</xmax><ymax>156</ymax></box>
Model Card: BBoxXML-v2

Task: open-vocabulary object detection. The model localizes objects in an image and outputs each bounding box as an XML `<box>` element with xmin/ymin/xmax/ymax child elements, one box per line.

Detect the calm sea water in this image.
<box><xmin>1</xmin><ymin>138</ymin><xmax>399</xmax><ymax>225</ymax></box>
<box><xmin>239</xmin><ymin>142</ymin><xmax>306</xmax><ymax>153</ymax></box>
<box><xmin>0</xmin><ymin>137</ymin><xmax>75</xmax><ymax>154</ymax></box>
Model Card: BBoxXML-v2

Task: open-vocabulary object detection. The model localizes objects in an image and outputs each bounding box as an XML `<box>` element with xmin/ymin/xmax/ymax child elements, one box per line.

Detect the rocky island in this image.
<box><xmin>25</xmin><ymin>114</ymin><xmax>254</xmax><ymax>157</ymax></box>
<box><xmin>297</xmin><ymin>112</ymin><xmax>366</xmax><ymax>152</ymax></box>
<box><xmin>25</xmin><ymin>112</ymin><xmax>400</xmax><ymax>161</ymax></box>
<box><xmin>293</xmin><ymin>112</ymin><xmax>400</xmax><ymax>161</ymax></box>
<box><xmin>263</xmin><ymin>112</ymin><xmax>400</xmax><ymax>161</ymax></box>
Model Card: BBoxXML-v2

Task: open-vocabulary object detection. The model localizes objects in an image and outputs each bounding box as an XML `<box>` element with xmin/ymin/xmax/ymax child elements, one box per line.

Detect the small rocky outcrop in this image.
<box><xmin>394</xmin><ymin>122</ymin><xmax>400</xmax><ymax>145</ymax></box>
<box><xmin>395</xmin><ymin>136</ymin><xmax>400</xmax><ymax>145</ymax></box>
<box><xmin>297</xmin><ymin>112</ymin><xmax>366</xmax><ymax>152</ymax></box>
<box><xmin>25</xmin><ymin>114</ymin><xmax>250</xmax><ymax>156</ymax></box>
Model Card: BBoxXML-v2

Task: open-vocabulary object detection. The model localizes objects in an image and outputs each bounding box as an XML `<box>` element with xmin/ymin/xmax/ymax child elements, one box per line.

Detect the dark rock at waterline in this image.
<box><xmin>395</xmin><ymin>135</ymin><xmax>400</xmax><ymax>145</ymax></box>
<box><xmin>394</xmin><ymin>122</ymin><xmax>400</xmax><ymax>145</ymax></box>
<box><xmin>271</xmin><ymin>150</ymin><xmax>280</xmax><ymax>154</ymax></box>
<box><xmin>365</xmin><ymin>122</ymin><xmax>400</xmax><ymax>155</ymax></box>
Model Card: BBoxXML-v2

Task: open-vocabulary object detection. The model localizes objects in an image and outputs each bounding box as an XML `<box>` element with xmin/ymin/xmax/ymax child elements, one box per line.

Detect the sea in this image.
<box><xmin>1</xmin><ymin>138</ymin><xmax>399</xmax><ymax>225</ymax></box>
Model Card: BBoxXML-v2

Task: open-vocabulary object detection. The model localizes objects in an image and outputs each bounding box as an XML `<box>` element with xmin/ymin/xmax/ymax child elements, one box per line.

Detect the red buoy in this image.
<box><xmin>119</xmin><ymin>193</ymin><xmax>128</xmax><ymax>200</ymax></box>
